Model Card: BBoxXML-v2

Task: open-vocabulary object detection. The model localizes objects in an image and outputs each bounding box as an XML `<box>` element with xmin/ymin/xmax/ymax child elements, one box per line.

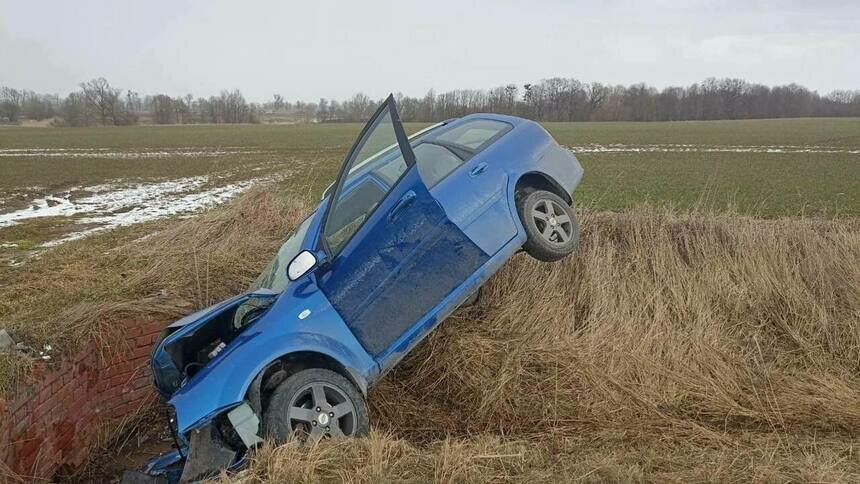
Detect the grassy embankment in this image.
<box><xmin>1</xmin><ymin>190</ymin><xmax>857</xmax><ymax>482</ymax></box>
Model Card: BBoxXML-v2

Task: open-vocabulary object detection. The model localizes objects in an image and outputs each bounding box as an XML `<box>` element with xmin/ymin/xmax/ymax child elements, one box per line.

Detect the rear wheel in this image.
<box><xmin>263</xmin><ymin>368</ymin><xmax>369</xmax><ymax>444</ymax></box>
<box><xmin>517</xmin><ymin>189</ymin><xmax>579</xmax><ymax>262</ymax></box>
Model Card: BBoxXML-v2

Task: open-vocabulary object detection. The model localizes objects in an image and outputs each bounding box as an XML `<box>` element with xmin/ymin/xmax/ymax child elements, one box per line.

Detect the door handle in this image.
<box><xmin>469</xmin><ymin>162</ymin><xmax>488</xmax><ymax>177</ymax></box>
<box><xmin>387</xmin><ymin>190</ymin><xmax>416</xmax><ymax>223</ymax></box>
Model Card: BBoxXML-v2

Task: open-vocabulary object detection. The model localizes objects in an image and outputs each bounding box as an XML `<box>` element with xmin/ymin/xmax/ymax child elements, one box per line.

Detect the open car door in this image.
<box><xmin>317</xmin><ymin>95</ymin><xmax>489</xmax><ymax>362</ymax></box>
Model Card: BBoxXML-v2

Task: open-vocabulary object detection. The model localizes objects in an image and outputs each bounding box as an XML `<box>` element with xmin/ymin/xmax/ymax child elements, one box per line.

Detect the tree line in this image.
<box><xmin>386</xmin><ymin>79</ymin><xmax>860</xmax><ymax>122</ymax></box>
<box><xmin>2</xmin><ymin>77</ymin><xmax>858</xmax><ymax>126</ymax></box>
<box><xmin>0</xmin><ymin>78</ymin><xmax>260</xmax><ymax>126</ymax></box>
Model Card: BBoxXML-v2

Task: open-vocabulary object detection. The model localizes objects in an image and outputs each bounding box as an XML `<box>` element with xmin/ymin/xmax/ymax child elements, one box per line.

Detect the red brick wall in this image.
<box><xmin>0</xmin><ymin>317</ymin><xmax>168</xmax><ymax>479</ymax></box>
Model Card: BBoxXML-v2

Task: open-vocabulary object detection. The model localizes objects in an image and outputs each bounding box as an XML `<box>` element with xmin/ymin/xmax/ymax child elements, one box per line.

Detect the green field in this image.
<box><xmin>1</xmin><ymin>118</ymin><xmax>859</xmax><ymax>261</ymax></box>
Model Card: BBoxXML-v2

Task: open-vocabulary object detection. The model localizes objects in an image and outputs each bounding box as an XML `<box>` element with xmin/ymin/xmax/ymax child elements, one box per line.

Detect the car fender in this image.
<box><xmin>530</xmin><ymin>142</ymin><xmax>584</xmax><ymax>198</ymax></box>
<box><xmin>510</xmin><ymin>123</ymin><xmax>582</xmax><ymax>196</ymax></box>
<box><xmin>168</xmin><ymin>281</ymin><xmax>376</xmax><ymax>434</ymax></box>
<box><xmin>483</xmin><ymin>121</ymin><xmax>582</xmax><ymax>238</ymax></box>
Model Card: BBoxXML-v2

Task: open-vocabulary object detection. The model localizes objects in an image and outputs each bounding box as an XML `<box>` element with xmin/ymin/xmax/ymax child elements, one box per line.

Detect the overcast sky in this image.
<box><xmin>1</xmin><ymin>0</ymin><xmax>858</xmax><ymax>102</ymax></box>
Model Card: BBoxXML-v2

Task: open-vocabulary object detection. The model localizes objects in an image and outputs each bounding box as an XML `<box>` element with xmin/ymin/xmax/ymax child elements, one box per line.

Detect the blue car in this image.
<box><xmin>137</xmin><ymin>95</ymin><xmax>583</xmax><ymax>482</ymax></box>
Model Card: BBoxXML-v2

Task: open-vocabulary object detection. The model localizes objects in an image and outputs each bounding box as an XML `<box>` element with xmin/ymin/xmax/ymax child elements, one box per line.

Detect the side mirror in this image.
<box><xmin>287</xmin><ymin>250</ymin><xmax>321</xmax><ymax>281</ymax></box>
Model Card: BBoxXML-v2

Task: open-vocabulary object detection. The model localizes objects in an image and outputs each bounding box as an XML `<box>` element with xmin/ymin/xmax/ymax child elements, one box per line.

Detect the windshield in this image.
<box><xmin>253</xmin><ymin>214</ymin><xmax>314</xmax><ymax>292</ymax></box>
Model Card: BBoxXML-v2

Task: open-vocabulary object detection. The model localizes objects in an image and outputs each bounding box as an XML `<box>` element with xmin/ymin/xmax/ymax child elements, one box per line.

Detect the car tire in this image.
<box><xmin>516</xmin><ymin>189</ymin><xmax>579</xmax><ymax>262</ymax></box>
<box><xmin>263</xmin><ymin>368</ymin><xmax>369</xmax><ymax>444</ymax></box>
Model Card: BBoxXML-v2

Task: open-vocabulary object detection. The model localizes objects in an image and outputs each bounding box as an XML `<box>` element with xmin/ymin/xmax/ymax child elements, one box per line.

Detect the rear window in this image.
<box><xmin>435</xmin><ymin>119</ymin><xmax>512</xmax><ymax>151</ymax></box>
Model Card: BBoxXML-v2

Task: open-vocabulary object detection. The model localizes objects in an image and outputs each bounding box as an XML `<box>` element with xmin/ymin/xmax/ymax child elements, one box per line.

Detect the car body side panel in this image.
<box><xmin>431</xmin><ymin>157</ymin><xmax>516</xmax><ymax>255</ymax></box>
<box><xmin>167</xmin><ymin>278</ymin><xmax>376</xmax><ymax>434</ymax></box>
<box><xmin>426</xmin><ymin>116</ymin><xmax>522</xmax><ymax>256</ymax></box>
<box><xmin>532</xmin><ymin>142</ymin><xmax>584</xmax><ymax>197</ymax></box>
<box><xmin>479</xmin><ymin>117</ymin><xmax>582</xmax><ymax>236</ymax></box>
<box><xmin>452</xmin><ymin>181</ymin><xmax>514</xmax><ymax>254</ymax></box>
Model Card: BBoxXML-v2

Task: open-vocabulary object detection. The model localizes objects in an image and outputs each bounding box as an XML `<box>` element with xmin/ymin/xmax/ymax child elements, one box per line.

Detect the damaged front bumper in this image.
<box><xmin>130</xmin><ymin>292</ymin><xmax>276</xmax><ymax>483</ymax></box>
<box><xmin>124</xmin><ymin>402</ymin><xmax>261</xmax><ymax>483</ymax></box>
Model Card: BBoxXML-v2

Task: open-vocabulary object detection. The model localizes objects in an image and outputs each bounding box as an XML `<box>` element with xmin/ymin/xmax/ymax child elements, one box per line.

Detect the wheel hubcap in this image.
<box><xmin>286</xmin><ymin>382</ymin><xmax>356</xmax><ymax>443</ymax></box>
<box><xmin>531</xmin><ymin>199</ymin><xmax>572</xmax><ymax>245</ymax></box>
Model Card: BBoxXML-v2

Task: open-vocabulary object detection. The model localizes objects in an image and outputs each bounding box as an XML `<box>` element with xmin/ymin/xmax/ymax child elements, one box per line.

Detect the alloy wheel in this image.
<box><xmin>531</xmin><ymin>199</ymin><xmax>573</xmax><ymax>245</ymax></box>
<box><xmin>287</xmin><ymin>382</ymin><xmax>357</xmax><ymax>442</ymax></box>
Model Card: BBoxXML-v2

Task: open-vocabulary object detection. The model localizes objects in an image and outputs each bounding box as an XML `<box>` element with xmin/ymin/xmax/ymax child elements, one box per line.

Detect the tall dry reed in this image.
<box><xmin>244</xmin><ymin>208</ymin><xmax>860</xmax><ymax>482</ymax></box>
<box><xmin>3</xmin><ymin>189</ymin><xmax>858</xmax><ymax>481</ymax></box>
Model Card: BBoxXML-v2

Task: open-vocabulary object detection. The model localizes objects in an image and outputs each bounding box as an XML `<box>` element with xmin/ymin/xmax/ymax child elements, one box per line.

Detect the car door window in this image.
<box><xmin>414</xmin><ymin>143</ymin><xmax>464</xmax><ymax>187</ymax></box>
<box><xmin>323</xmin><ymin>99</ymin><xmax>413</xmax><ymax>255</ymax></box>
<box><xmin>372</xmin><ymin>152</ymin><xmax>407</xmax><ymax>186</ymax></box>
<box><xmin>325</xmin><ymin>179</ymin><xmax>387</xmax><ymax>250</ymax></box>
<box><xmin>434</xmin><ymin>119</ymin><xmax>512</xmax><ymax>151</ymax></box>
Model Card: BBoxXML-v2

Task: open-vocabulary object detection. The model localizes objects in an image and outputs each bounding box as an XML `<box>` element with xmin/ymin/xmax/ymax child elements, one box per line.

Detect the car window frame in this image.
<box><xmin>319</xmin><ymin>95</ymin><xmax>416</xmax><ymax>259</ymax></box>
<box><xmin>431</xmin><ymin>118</ymin><xmax>514</xmax><ymax>157</ymax></box>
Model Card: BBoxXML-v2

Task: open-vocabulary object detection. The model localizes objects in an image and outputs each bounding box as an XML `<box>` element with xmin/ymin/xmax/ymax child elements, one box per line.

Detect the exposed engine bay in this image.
<box><xmin>157</xmin><ymin>292</ymin><xmax>277</xmax><ymax>389</ymax></box>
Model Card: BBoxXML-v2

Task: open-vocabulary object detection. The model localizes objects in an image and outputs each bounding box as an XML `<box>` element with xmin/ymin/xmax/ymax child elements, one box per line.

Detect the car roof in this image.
<box><xmin>450</xmin><ymin>112</ymin><xmax>531</xmax><ymax>127</ymax></box>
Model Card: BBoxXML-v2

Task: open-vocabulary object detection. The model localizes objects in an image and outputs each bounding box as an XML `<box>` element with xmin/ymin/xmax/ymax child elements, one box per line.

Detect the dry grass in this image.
<box><xmin>237</xmin><ymin>208</ymin><xmax>860</xmax><ymax>482</ymax></box>
<box><xmin>237</xmin><ymin>431</ymin><xmax>857</xmax><ymax>483</ymax></box>
<box><xmin>2</xmin><ymin>188</ymin><xmax>859</xmax><ymax>481</ymax></box>
<box><xmin>0</xmin><ymin>186</ymin><xmax>311</xmax><ymax>393</ymax></box>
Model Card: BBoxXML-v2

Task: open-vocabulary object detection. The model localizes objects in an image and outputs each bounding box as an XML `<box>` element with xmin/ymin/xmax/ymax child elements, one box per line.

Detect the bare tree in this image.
<box><xmin>272</xmin><ymin>94</ymin><xmax>284</xmax><ymax>112</ymax></box>
<box><xmin>584</xmin><ymin>83</ymin><xmax>608</xmax><ymax>120</ymax></box>
<box><xmin>317</xmin><ymin>98</ymin><xmax>330</xmax><ymax>122</ymax></box>
<box><xmin>79</xmin><ymin>78</ymin><xmax>121</xmax><ymax>125</ymax></box>
<box><xmin>61</xmin><ymin>92</ymin><xmax>89</xmax><ymax>126</ymax></box>
<box><xmin>656</xmin><ymin>87</ymin><xmax>683</xmax><ymax>121</ymax></box>
<box><xmin>719</xmin><ymin>78</ymin><xmax>748</xmax><ymax>118</ymax></box>
<box><xmin>151</xmin><ymin>94</ymin><xmax>175</xmax><ymax>124</ymax></box>
<box><xmin>0</xmin><ymin>87</ymin><xmax>24</xmax><ymax>122</ymax></box>
<box><xmin>344</xmin><ymin>93</ymin><xmax>372</xmax><ymax>122</ymax></box>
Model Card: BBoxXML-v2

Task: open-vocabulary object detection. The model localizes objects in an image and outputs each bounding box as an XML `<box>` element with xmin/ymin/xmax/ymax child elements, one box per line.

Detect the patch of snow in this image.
<box><xmin>0</xmin><ymin>176</ymin><xmax>264</xmax><ymax>247</ymax></box>
<box><xmin>0</xmin><ymin>177</ymin><xmax>209</xmax><ymax>228</ymax></box>
<box><xmin>565</xmin><ymin>144</ymin><xmax>860</xmax><ymax>154</ymax></box>
<box><xmin>41</xmin><ymin>180</ymin><xmax>257</xmax><ymax>246</ymax></box>
<box><xmin>0</xmin><ymin>147</ymin><xmax>268</xmax><ymax>159</ymax></box>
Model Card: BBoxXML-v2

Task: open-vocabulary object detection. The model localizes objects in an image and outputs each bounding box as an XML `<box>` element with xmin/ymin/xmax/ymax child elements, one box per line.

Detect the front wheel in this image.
<box><xmin>263</xmin><ymin>368</ymin><xmax>369</xmax><ymax>444</ymax></box>
<box><xmin>517</xmin><ymin>190</ymin><xmax>579</xmax><ymax>262</ymax></box>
